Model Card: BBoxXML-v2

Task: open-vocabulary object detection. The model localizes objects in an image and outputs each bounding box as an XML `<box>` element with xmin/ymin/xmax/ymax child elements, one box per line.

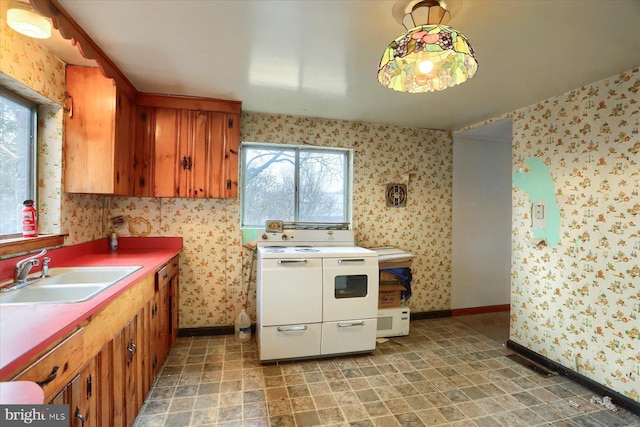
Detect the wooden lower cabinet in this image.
<box><xmin>49</xmin><ymin>358</ymin><xmax>97</xmax><ymax>427</ymax></box>
<box><xmin>7</xmin><ymin>257</ymin><xmax>180</xmax><ymax>427</ymax></box>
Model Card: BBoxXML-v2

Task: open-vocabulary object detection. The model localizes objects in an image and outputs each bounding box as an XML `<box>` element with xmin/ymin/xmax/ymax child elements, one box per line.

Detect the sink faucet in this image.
<box><xmin>14</xmin><ymin>249</ymin><xmax>47</xmax><ymax>284</ymax></box>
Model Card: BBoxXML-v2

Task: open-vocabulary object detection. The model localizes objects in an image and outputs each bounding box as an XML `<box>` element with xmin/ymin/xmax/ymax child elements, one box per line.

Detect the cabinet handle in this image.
<box><xmin>277</xmin><ymin>259</ymin><xmax>307</xmax><ymax>265</ymax></box>
<box><xmin>182</xmin><ymin>156</ymin><xmax>188</xmax><ymax>170</ymax></box>
<box><xmin>187</xmin><ymin>156</ymin><xmax>192</xmax><ymax>171</ymax></box>
<box><xmin>338</xmin><ymin>321</ymin><xmax>365</xmax><ymax>328</ymax></box>
<box><xmin>64</xmin><ymin>92</ymin><xmax>73</xmax><ymax>118</ymax></box>
<box><xmin>36</xmin><ymin>365</ymin><xmax>59</xmax><ymax>386</ymax></box>
<box><xmin>75</xmin><ymin>407</ymin><xmax>85</xmax><ymax>427</ymax></box>
<box><xmin>127</xmin><ymin>341</ymin><xmax>135</xmax><ymax>365</ymax></box>
<box><xmin>86</xmin><ymin>374</ymin><xmax>92</xmax><ymax>399</ymax></box>
<box><xmin>277</xmin><ymin>325</ymin><xmax>308</xmax><ymax>332</ymax></box>
<box><xmin>338</xmin><ymin>259</ymin><xmax>365</xmax><ymax>264</ymax></box>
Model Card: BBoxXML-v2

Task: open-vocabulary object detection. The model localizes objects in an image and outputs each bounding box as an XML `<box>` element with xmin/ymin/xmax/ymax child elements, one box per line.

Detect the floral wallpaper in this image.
<box><xmin>104</xmin><ymin>114</ymin><xmax>454</xmax><ymax>328</ymax></box>
<box><xmin>4</xmin><ymin>3</ymin><xmax>636</xmax><ymax>403</ymax></box>
<box><xmin>510</xmin><ymin>68</ymin><xmax>640</xmax><ymax>403</ymax></box>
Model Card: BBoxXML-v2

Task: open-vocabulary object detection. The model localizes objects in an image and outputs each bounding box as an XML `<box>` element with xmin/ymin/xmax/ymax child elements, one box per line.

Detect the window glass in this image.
<box><xmin>241</xmin><ymin>144</ymin><xmax>351</xmax><ymax>227</ymax></box>
<box><xmin>0</xmin><ymin>90</ymin><xmax>36</xmax><ymax>237</ymax></box>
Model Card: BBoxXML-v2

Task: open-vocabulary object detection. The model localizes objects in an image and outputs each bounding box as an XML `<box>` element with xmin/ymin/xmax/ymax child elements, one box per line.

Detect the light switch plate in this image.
<box><xmin>532</xmin><ymin>201</ymin><xmax>546</xmax><ymax>229</ymax></box>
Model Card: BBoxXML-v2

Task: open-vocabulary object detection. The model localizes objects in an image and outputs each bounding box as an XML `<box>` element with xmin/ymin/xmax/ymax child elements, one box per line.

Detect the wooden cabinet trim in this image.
<box><xmin>136</xmin><ymin>93</ymin><xmax>242</xmax><ymax>114</ymax></box>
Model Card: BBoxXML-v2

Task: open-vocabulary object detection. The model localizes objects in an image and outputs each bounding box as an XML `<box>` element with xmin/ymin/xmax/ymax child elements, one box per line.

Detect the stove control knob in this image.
<box><xmin>261</xmin><ymin>233</ymin><xmax>268</xmax><ymax>240</ymax></box>
<box><xmin>281</xmin><ymin>234</ymin><xmax>288</xmax><ymax>240</ymax></box>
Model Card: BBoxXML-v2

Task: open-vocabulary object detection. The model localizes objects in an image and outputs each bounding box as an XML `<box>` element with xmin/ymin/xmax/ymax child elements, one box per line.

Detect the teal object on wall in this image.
<box><xmin>513</xmin><ymin>158</ymin><xmax>561</xmax><ymax>246</ymax></box>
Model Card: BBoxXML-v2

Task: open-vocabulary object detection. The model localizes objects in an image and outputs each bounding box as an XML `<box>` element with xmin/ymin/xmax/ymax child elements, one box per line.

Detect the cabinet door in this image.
<box><xmin>133</xmin><ymin>106</ymin><xmax>156</xmax><ymax>196</ymax></box>
<box><xmin>64</xmin><ymin>65</ymin><xmax>133</xmax><ymax>195</ymax></box>
<box><xmin>153</xmin><ymin>108</ymin><xmax>184</xmax><ymax>197</ymax></box>
<box><xmin>113</xmin><ymin>88</ymin><xmax>136</xmax><ymax>195</ymax></box>
<box><xmin>223</xmin><ymin>113</ymin><xmax>240</xmax><ymax>198</ymax></box>
<box><xmin>112</xmin><ymin>316</ymin><xmax>141</xmax><ymax>427</ymax></box>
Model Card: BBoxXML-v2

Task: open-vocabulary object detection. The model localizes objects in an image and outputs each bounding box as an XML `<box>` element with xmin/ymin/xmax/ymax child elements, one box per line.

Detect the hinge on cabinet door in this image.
<box><xmin>228</xmin><ymin>118</ymin><xmax>234</xmax><ymax>128</ymax></box>
<box><xmin>227</xmin><ymin>179</ymin><xmax>232</xmax><ymax>190</ymax></box>
<box><xmin>141</xmin><ymin>112</ymin><xmax>147</xmax><ymax>122</ymax></box>
<box><xmin>86</xmin><ymin>375</ymin><xmax>92</xmax><ymax>399</ymax></box>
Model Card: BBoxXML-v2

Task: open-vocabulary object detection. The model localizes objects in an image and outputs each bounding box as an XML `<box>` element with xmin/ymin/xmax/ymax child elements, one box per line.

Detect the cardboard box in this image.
<box><xmin>378</xmin><ymin>284</ymin><xmax>405</xmax><ymax>308</ymax></box>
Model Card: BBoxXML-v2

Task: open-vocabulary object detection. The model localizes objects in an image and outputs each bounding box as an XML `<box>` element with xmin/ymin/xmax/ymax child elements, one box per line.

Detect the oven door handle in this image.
<box><xmin>338</xmin><ymin>258</ymin><xmax>365</xmax><ymax>264</ymax></box>
<box><xmin>337</xmin><ymin>321</ymin><xmax>365</xmax><ymax>328</ymax></box>
<box><xmin>277</xmin><ymin>259</ymin><xmax>308</xmax><ymax>265</ymax></box>
<box><xmin>276</xmin><ymin>325</ymin><xmax>308</xmax><ymax>332</ymax></box>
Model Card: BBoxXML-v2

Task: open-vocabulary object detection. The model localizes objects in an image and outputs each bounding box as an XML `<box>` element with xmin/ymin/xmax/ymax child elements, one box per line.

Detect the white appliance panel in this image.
<box><xmin>322</xmin><ymin>257</ymin><xmax>379</xmax><ymax>322</ymax></box>
<box><xmin>259</xmin><ymin>323</ymin><xmax>322</xmax><ymax>361</ymax></box>
<box><xmin>321</xmin><ymin>319</ymin><xmax>377</xmax><ymax>355</ymax></box>
<box><xmin>377</xmin><ymin>307</ymin><xmax>410</xmax><ymax>337</ymax></box>
<box><xmin>259</xmin><ymin>258</ymin><xmax>323</xmax><ymax>326</ymax></box>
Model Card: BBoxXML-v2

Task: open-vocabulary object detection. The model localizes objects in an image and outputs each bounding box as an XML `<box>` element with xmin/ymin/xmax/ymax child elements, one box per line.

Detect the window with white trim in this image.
<box><xmin>241</xmin><ymin>143</ymin><xmax>352</xmax><ymax>227</ymax></box>
<box><xmin>0</xmin><ymin>89</ymin><xmax>37</xmax><ymax>238</ymax></box>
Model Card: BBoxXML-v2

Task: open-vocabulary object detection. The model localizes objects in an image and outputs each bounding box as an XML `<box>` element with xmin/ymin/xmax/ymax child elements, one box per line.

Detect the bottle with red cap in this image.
<box><xmin>22</xmin><ymin>200</ymin><xmax>37</xmax><ymax>238</ymax></box>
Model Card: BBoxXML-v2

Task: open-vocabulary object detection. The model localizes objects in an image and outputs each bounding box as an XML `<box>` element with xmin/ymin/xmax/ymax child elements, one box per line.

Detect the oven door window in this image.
<box><xmin>334</xmin><ymin>275</ymin><xmax>368</xmax><ymax>299</ymax></box>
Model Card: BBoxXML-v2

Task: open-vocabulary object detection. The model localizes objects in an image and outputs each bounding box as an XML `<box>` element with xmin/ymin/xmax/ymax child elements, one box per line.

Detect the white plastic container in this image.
<box><xmin>235</xmin><ymin>309</ymin><xmax>251</xmax><ymax>342</ymax></box>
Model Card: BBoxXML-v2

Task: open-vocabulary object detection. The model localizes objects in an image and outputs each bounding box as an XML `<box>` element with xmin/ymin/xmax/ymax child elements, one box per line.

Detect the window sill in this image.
<box><xmin>0</xmin><ymin>234</ymin><xmax>67</xmax><ymax>257</ymax></box>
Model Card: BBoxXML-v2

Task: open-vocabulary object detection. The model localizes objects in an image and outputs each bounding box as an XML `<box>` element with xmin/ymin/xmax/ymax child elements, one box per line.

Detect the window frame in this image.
<box><xmin>0</xmin><ymin>87</ymin><xmax>38</xmax><ymax>239</ymax></box>
<box><xmin>240</xmin><ymin>142</ymin><xmax>353</xmax><ymax>228</ymax></box>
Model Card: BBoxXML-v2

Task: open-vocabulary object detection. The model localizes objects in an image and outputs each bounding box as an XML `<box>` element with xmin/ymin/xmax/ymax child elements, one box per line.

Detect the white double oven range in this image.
<box><xmin>256</xmin><ymin>228</ymin><xmax>379</xmax><ymax>362</ymax></box>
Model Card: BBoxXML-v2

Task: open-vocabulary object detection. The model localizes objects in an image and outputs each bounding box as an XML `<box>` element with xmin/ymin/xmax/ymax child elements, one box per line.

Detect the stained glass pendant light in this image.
<box><xmin>378</xmin><ymin>0</ymin><xmax>477</xmax><ymax>93</ymax></box>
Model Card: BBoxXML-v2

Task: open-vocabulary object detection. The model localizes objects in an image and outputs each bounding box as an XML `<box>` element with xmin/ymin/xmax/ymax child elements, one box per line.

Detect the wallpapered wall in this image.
<box><xmin>510</xmin><ymin>68</ymin><xmax>640</xmax><ymax>403</ymax></box>
<box><xmin>3</xmin><ymin>6</ymin><xmax>638</xmax><ymax>402</ymax></box>
<box><xmin>103</xmin><ymin>114</ymin><xmax>454</xmax><ymax>328</ymax></box>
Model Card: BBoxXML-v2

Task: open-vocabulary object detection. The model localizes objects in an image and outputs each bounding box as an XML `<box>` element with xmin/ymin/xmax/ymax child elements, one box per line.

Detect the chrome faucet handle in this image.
<box><xmin>41</xmin><ymin>257</ymin><xmax>51</xmax><ymax>278</ymax></box>
<box><xmin>14</xmin><ymin>249</ymin><xmax>47</xmax><ymax>283</ymax></box>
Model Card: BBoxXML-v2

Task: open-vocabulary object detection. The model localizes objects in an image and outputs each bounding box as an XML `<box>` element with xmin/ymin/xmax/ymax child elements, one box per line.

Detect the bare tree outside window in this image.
<box><xmin>0</xmin><ymin>90</ymin><xmax>36</xmax><ymax>237</ymax></box>
<box><xmin>242</xmin><ymin>145</ymin><xmax>350</xmax><ymax>227</ymax></box>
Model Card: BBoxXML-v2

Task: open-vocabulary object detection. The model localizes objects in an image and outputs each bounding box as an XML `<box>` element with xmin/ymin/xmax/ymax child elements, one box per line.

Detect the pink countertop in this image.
<box><xmin>0</xmin><ymin>237</ymin><xmax>182</xmax><ymax>384</ymax></box>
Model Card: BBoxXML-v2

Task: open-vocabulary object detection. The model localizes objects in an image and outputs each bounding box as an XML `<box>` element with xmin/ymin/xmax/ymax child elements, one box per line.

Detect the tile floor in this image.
<box><xmin>134</xmin><ymin>316</ymin><xmax>640</xmax><ymax>426</ymax></box>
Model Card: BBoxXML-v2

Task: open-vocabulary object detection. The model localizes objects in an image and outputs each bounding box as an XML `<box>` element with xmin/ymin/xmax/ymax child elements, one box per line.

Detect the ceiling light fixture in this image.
<box><xmin>378</xmin><ymin>0</ymin><xmax>477</xmax><ymax>93</ymax></box>
<box><xmin>6</xmin><ymin>2</ymin><xmax>52</xmax><ymax>39</ymax></box>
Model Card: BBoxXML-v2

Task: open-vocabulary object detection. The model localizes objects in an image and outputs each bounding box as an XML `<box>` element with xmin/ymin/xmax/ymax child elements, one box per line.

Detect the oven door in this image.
<box><xmin>322</xmin><ymin>257</ymin><xmax>379</xmax><ymax>322</ymax></box>
<box><xmin>259</xmin><ymin>257</ymin><xmax>323</xmax><ymax>326</ymax></box>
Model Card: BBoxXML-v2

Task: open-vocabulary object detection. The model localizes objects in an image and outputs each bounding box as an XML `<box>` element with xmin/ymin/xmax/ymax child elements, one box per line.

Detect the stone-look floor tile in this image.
<box><xmin>317</xmin><ymin>407</ymin><xmax>345</xmax><ymax>425</ymax></box>
<box><xmin>372</xmin><ymin>414</ymin><xmax>402</xmax><ymax>426</ymax></box>
<box><xmin>244</xmin><ymin>402</ymin><xmax>268</xmax><ymax>419</ymax></box>
<box><xmin>133</xmin><ymin>320</ymin><xmax>640</xmax><ymax>427</ymax></box>
<box><xmin>269</xmin><ymin>414</ymin><xmax>296</xmax><ymax>427</ymax></box>
<box><xmin>267</xmin><ymin>398</ymin><xmax>293</xmax><ymax>416</ymax></box>
<box><xmin>290</xmin><ymin>396</ymin><xmax>316</xmax><ymax>412</ymax></box>
<box><xmin>163</xmin><ymin>411</ymin><xmax>192</xmax><ymax>427</ymax></box>
<box><xmin>168</xmin><ymin>396</ymin><xmax>195</xmax><ymax>413</ymax></box>
<box><xmin>363</xmin><ymin>401</ymin><xmax>391</xmax><ymax>417</ymax></box>
<box><xmin>294</xmin><ymin>410</ymin><xmax>321</xmax><ymax>427</ymax></box>
<box><xmin>312</xmin><ymin>393</ymin><xmax>339</xmax><ymax>409</ymax></box>
<box><xmin>394</xmin><ymin>411</ymin><xmax>427</xmax><ymax>426</ymax></box>
<box><xmin>340</xmin><ymin>403</ymin><xmax>369</xmax><ymax>422</ymax></box>
<box><xmin>190</xmin><ymin>407</ymin><xmax>217</xmax><ymax>426</ymax></box>
<box><xmin>193</xmin><ymin>394</ymin><xmax>219</xmax><ymax>410</ymax></box>
<box><xmin>457</xmin><ymin>400</ymin><xmax>487</xmax><ymax>418</ymax></box>
<box><xmin>133</xmin><ymin>413</ymin><xmax>167</xmax><ymax>427</ymax></box>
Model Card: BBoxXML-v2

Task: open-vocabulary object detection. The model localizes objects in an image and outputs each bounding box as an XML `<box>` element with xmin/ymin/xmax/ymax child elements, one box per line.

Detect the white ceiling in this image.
<box><xmin>47</xmin><ymin>0</ymin><xmax>640</xmax><ymax>131</ymax></box>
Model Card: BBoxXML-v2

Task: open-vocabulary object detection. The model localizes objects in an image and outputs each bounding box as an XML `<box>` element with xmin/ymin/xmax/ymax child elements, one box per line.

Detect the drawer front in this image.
<box><xmin>157</xmin><ymin>255</ymin><xmax>179</xmax><ymax>290</ymax></box>
<box><xmin>321</xmin><ymin>318</ymin><xmax>376</xmax><ymax>356</ymax></box>
<box><xmin>258</xmin><ymin>324</ymin><xmax>321</xmax><ymax>361</ymax></box>
<box><xmin>13</xmin><ymin>328</ymin><xmax>85</xmax><ymax>402</ymax></box>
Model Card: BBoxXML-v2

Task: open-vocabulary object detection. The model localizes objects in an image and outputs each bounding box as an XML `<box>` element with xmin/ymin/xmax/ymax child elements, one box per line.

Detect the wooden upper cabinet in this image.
<box><xmin>64</xmin><ymin>66</ymin><xmax>134</xmax><ymax>195</ymax></box>
<box><xmin>138</xmin><ymin>94</ymin><xmax>241</xmax><ymax>199</ymax></box>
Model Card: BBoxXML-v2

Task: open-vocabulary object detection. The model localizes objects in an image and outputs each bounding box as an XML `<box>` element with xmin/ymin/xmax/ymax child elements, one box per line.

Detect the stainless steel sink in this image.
<box><xmin>0</xmin><ymin>266</ymin><xmax>142</xmax><ymax>304</ymax></box>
